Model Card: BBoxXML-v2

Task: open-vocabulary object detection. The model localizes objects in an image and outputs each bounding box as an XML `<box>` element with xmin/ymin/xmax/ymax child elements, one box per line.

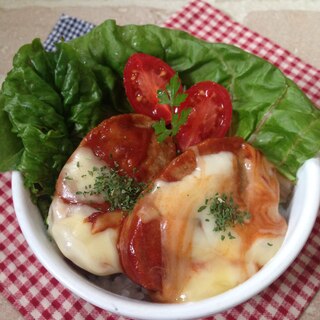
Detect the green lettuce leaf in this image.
<box><xmin>0</xmin><ymin>21</ymin><xmax>319</xmax><ymax>219</ymax></box>
<box><xmin>69</xmin><ymin>20</ymin><xmax>320</xmax><ymax>180</ymax></box>
<box><xmin>0</xmin><ymin>94</ymin><xmax>23</xmax><ymax>171</ymax></box>
<box><xmin>0</xmin><ymin>39</ymin><xmax>109</xmax><ymax>216</ymax></box>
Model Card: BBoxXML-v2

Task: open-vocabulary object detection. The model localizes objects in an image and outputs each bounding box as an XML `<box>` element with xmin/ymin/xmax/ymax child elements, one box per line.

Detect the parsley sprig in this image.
<box><xmin>198</xmin><ymin>193</ymin><xmax>251</xmax><ymax>240</ymax></box>
<box><xmin>153</xmin><ymin>74</ymin><xmax>191</xmax><ymax>142</ymax></box>
<box><xmin>156</xmin><ymin>74</ymin><xmax>187</xmax><ymax>107</ymax></box>
<box><xmin>76</xmin><ymin>165</ymin><xmax>145</xmax><ymax>211</ymax></box>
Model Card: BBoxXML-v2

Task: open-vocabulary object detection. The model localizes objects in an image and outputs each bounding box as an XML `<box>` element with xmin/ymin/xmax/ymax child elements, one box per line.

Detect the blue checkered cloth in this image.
<box><xmin>44</xmin><ymin>14</ymin><xmax>95</xmax><ymax>51</ymax></box>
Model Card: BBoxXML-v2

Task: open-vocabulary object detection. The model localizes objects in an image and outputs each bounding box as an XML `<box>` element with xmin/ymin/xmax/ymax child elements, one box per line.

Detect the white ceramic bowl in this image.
<box><xmin>12</xmin><ymin>157</ymin><xmax>320</xmax><ymax>320</ymax></box>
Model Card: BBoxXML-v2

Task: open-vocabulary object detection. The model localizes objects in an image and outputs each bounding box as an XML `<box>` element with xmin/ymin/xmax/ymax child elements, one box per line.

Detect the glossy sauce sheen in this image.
<box><xmin>119</xmin><ymin>137</ymin><xmax>287</xmax><ymax>302</ymax></box>
<box><xmin>83</xmin><ymin>115</ymin><xmax>151</xmax><ymax>180</ymax></box>
<box><xmin>48</xmin><ymin>114</ymin><xmax>176</xmax><ymax>276</ymax></box>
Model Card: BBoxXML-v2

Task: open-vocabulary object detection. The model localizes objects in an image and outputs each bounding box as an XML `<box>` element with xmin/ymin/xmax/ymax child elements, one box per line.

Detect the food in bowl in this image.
<box><xmin>45</xmin><ymin>51</ymin><xmax>291</xmax><ymax>302</ymax></box>
<box><xmin>119</xmin><ymin>136</ymin><xmax>287</xmax><ymax>302</ymax></box>
<box><xmin>47</xmin><ymin>111</ymin><xmax>288</xmax><ymax>302</ymax></box>
<box><xmin>48</xmin><ymin>113</ymin><xmax>176</xmax><ymax>276</ymax></box>
<box><xmin>1</xmin><ymin>19</ymin><xmax>320</xmax><ymax>316</ymax></box>
<box><xmin>11</xmin><ymin>156</ymin><xmax>320</xmax><ymax>319</ymax></box>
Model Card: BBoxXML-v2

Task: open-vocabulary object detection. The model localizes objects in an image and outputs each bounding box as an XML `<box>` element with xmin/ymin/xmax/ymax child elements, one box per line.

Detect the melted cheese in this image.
<box><xmin>245</xmin><ymin>236</ymin><xmax>284</xmax><ymax>276</ymax></box>
<box><xmin>48</xmin><ymin>146</ymin><xmax>122</xmax><ymax>276</ymax></box>
<box><xmin>140</xmin><ymin>151</ymin><xmax>286</xmax><ymax>302</ymax></box>
<box><xmin>48</xmin><ymin>114</ymin><xmax>177</xmax><ymax>279</ymax></box>
<box><xmin>59</xmin><ymin>147</ymin><xmax>106</xmax><ymax>203</ymax></box>
<box><xmin>48</xmin><ymin>197</ymin><xmax>122</xmax><ymax>275</ymax></box>
<box><xmin>48</xmin><ymin>136</ymin><xmax>287</xmax><ymax>299</ymax></box>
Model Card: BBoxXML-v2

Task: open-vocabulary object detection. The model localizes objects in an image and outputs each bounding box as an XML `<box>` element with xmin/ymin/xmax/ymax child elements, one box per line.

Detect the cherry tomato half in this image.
<box><xmin>123</xmin><ymin>53</ymin><xmax>177</xmax><ymax>123</ymax></box>
<box><xmin>175</xmin><ymin>81</ymin><xmax>233</xmax><ymax>151</ymax></box>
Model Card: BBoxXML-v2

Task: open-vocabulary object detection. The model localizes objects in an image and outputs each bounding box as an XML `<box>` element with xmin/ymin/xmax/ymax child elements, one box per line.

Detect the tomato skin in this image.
<box><xmin>123</xmin><ymin>53</ymin><xmax>177</xmax><ymax>123</ymax></box>
<box><xmin>175</xmin><ymin>81</ymin><xmax>233</xmax><ymax>151</ymax></box>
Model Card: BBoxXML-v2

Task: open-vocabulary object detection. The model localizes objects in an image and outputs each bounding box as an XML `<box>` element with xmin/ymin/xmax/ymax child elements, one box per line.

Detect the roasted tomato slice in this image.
<box><xmin>175</xmin><ymin>81</ymin><xmax>232</xmax><ymax>151</ymax></box>
<box><xmin>123</xmin><ymin>53</ymin><xmax>177</xmax><ymax>123</ymax></box>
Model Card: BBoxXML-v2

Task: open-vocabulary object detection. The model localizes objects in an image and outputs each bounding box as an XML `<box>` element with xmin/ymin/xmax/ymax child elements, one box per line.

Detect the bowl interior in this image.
<box><xmin>11</xmin><ymin>157</ymin><xmax>320</xmax><ymax>320</ymax></box>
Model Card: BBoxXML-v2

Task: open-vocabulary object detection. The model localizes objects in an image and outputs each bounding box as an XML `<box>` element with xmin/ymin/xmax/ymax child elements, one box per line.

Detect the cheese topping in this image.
<box><xmin>137</xmin><ymin>150</ymin><xmax>286</xmax><ymax>302</ymax></box>
<box><xmin>48</xmin><ymin>197</ymin><xmax>122</xmax><ymax>275</ymax></box>
<box><xmin>48</xmin><ymin>146</ymin><xmax>123</xmax><ymax>276</ymax></box>
<box><xmin>48</xmin><ymin>129</ymin><xmax>287</xmax><ymax>301</ymax></box>
<box><xmin>48</xmin><ymin>114</ymin><xmax>177</xmax><ymax>278</ymax></box>
<box><xmin>58</xmin><ymin>147</ymin><xmax>107</xmax><ymax>203</ymax></box>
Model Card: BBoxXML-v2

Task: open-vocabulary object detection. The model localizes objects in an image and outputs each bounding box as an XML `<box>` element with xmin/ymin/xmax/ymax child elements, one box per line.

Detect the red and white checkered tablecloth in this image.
<box><xmin>1</xmin><ymin>1</ymin><xmax>320</xmax><ymax>319</ymax></box>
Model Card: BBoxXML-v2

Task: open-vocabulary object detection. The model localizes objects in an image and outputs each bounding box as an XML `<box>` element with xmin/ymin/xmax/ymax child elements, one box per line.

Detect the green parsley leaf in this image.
<box><xmin>227</xmin><ymin>232</ymin><xmax>236</xmax><ymax>240</ymax></box>
<box><xmin>152</xmin><ymin>119</ymin><xmax>172</xmax><ymax>143</ymax></box>
<box><xmin>200</xmin><ymin>193</ymin><xmax>251</xmax><ymax>240</ymax></box>
<box><xmin>157</xmin><ymin>74</ymin><xmax>187</xmax><ymax>108</ymax></box>
<box><xmin>153</xmin><ymin>74</ymin><xmax>190</xmax><ymax>142</ymax></box>
<box><xmin>157</xmin><ymin>90</ymin><xmax>171</xmax><ymax>105</ymax></box>
<box><xmin>171</xmin><ymin>108</ymin><xmax>191</xmax><ymax>136</ymax></box>
<box><xmin>198</xmin><ymin>205</ymin><xmax>207</xmax><ymax>212</ymax></box>
<box><xmin>78</xmin><ymin>165</ymin><xmax>146</xmax><ymax>211</ymax></box>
